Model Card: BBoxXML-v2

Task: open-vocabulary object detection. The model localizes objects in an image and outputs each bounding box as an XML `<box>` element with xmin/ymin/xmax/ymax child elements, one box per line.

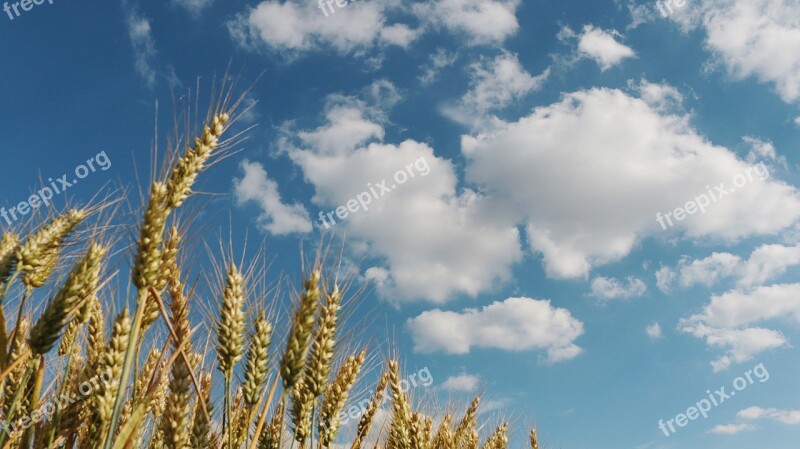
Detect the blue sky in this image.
<box><xmin>2</xmin><ymin>0</ymin><xmax>800</xmax><ymax>447</ymax></box>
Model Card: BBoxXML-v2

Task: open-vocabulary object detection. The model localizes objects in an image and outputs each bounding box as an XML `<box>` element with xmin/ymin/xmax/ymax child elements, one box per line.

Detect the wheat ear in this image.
<box><xmin>17</xmin><ymin>209</ymin><xmax>86</xmax><ymax>289</ymax></box>
<box><xmin>28</xmin><ymin>242</ymin><xmax>107</xmax><ymax>355</ymax></box>
<box><xmin>216</xmin><ymin>262</ymin><xmax>246</xmax><ymax>449</ymax></box>
<box><xmin>306</xmin><ymin>283</ymin><xmax>342</xmax><ymax>398</ymax></box>
<box><xmin>0</xmin><ymin>232</ymin><xmax>19</xmax><ymax>287</ymax></box>
<box><xmin>351</xmin><ymin>369</ymin><xmax>390</xmax><ymax>449</ymax></box>
<box><xmin>190</xmin><ymin>372</ymin><xmax>215</xmax><ymax>449</ymax></box>
<box><xmin>386</xmin><ymin>359</ymin><xmax>412</xmax><ymax>449</ymax></box>
<box><xmin>244</xmin><ymin>310</ymin><xmax>273</xmax><ymax>407</ymax></box>
<box><xmin>319</xmin><ymin>350</ymin><xmax>367</xmax><ymax>447</ymax></box>
<box><xmin>280</xmin><ymin>268</ymin><xmax>321</xmax><ymax>391</ymax></box>
<box><xmin>89</xmin><ymin>310</ymin><xmax>132</xmax><ymax>444</ymax></box>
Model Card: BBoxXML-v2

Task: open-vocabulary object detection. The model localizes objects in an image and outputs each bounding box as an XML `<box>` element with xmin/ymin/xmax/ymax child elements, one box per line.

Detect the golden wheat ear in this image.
<box><xmin>305</xmin><ymin>282</ymin><xmax>342</xmax><ymax>398</ymax></box>
<box><xmin>280</xmin><ymin>268</ymin><xmax>321</xmax><ymax>392</ymax></box>
<box><xmin>319</xmin><ymin>350</ymin><xmax>367</xmax><ymax>447</ymax></box>
<box><xmin>530</xmin><ymin>429</ymin><xmax>539</xmax><ymax>449</ymax></box>
<box><xmin>28</xmin><ymin>242</ymin><xmax>107</xmax><ymax>356</ymax></box>
<box><xmin>0</xmin><ymin>232</ymin><xmax>19</xmax><ymax>288</ymax></box>
<box><xmin>190</xmin><ymin>371</ymin><xmax>215</xmax><ymax>449</ymax></box>
<box><xmin>243</xmin><ymin>310</ymin><xmax>273</xmax><ymax>407</ymax></box>
<box><xmin>17</xmin><ymin>208</ymin><xmax>86</xmax><ymax>290</ymax></box>
<box><xmin>351</xmin><ymin>368</ymin><xmax>390</xmax><ymax>449</ymax></box>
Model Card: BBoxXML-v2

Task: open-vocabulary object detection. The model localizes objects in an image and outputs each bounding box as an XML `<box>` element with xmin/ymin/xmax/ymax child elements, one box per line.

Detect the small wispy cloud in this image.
<box><xmin>441</xmin><ymin>373</ymin><xmax>480</xmax><ymax>392</ymax></box>
<box><xmin>590</xmin><ymin>276</ymin><xmax>647</xmax><ymax>300</ymax></box>
<box><xmin>125</xmin><ymin>7</ymin><xmax>158</xmax><ymax>87</ymax></box>
<box><xmin>709</xmin><ymin>423</ymin><xmax>756</xmax><ymax>434</ymax></box>
<box><xmin>173</xmin><ymin>0</ymin><xmax>214</xmax><ymax>17</ymax></box>
<box><xmin>646</xmin><ymin>323</ymin><xmax>662</xmax><ymax>339</ymax></box>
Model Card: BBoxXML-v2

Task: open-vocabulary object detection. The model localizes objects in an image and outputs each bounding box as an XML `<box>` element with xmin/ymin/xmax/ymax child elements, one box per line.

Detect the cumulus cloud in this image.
<box><xmin>250</xmin><ymin>80</ymin><xmax>800</xmax><ymax>302</ymax></box>
<box><xmin>234</xmin><ymin>161</ymin><xmax>313</xmax><ymax>235</ymax></box>
<box><xmin>462</xmin><ymin>86</ymin><xmax>800</xmax><ymax>279</ymax></box>
<box><xmin>630</xmin><ymin>79</ymin><xmax>685</xmax><ymax>111</ymax></box>
<box><xmin>589</xmin><ymin>276</ymin><xmax>647</xmax><ymax>300</ymax></box>
<box><xmin>279</xmin><ymin>86</ymin><xmax>522</xmax><ymax>302</ymax></box>
<box><xmin>413</xmin><ymin>0</ymin><xmax>521</xmax><ymax>44</ymax></box>
<box><xmin>738</xmin><ymin>406</ymin><xmax>800</xmax><ymax>425</ymax></box>
<box><xmin>679</xmin><ymin>283</ymin><xmax>800</xmax><ymax>370</ymax></box>
<box><xmin>407</xmin><ymin>297</ymin><xmax>584</xmax><ymax>362</ymax></box>
<box><xmin>441</xmin><ymin>374</ymin><xmax>480</xmax><ymax>392</ymax></box>
<box><xmin>228</xmin><ymin>0</ymin><xmax>522</xmax><ymax>58</ymax></box>
<box><xmin>646</xmin><ymin>322</ymin><xmax>662</xmax><ymax>339</ymax></box>
<box><xmin>227</xmin><ymin>0</ymin><xmax>418</xmax><ymax>57</ymax></box>
<box><xmin>656</xmin><ymin>252</ymin><xmax>742</xmax><ymax>291</ymax></box>
<box><xmin>560</xmin><ymin>25</ymin><xmax>636</xmax><ymax>70</ymax></box>
<box><xmin>714</xmin><ymin>406</ymin><xmax>800</xmax><ymax>435</ymax></box>
<box><xmin>672</xmin><ymin>0</ymin><xmax>800</xmax><ymax>103</ymax></box>
<box><xmin>656</xmin><ymin>244</ymin><xmax>800</xmax><ymax>291</ymax></box>
<box><xmin>443</xmin><ymin>52</ymin><xmax>549</xmax><ymax>127</ymax></box>
<box><xmin>681</xmin><ymin>324</ymin><xmax>786</xmax><ymax>372</ymax></box>
<box><xmin>681</xmin><ymin>283</ymin><xmax>800</xmax><ymax>329</ymax></box>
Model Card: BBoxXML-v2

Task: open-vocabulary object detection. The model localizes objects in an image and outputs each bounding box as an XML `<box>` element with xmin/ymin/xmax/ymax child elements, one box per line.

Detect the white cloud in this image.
<box><xmin>413</xmin><ymin>0</ymin><xmax>521</xmax><ymax>44</ymax></box>
<box><xmin>681</xmin><ymin>324</ymin><xmax>786</xmax><ymax>372</ymax></box>
<box><xmin>657</xmin><ymin>252</ymin><xmax>742</xmax><ymax>291</ymax></box>
<box><xmin>172</xmin><ymin>0</ymin><xmax>213</xmax><ymax>16</ymax></box>
<box><xmin>738</xmin><ymin>406</ymin><xmax>800</xmax><ymax>425</ymax></box>
<box><xmin>655</xmin><ymin>266</ymin><xmax>677</xmax><ymax>293</ymax></box>
<box><xmin>444</xmin><ymin>52</ymin><xmax>549</xmax><ymax>127</ymax></box>
<box><xmin>228</xmin><ymin>0</ymin><xmax>522</xmax><ymax>58</ymax></box>
<box><xmin>297</xmin><ymin>103</ymin><xmax>385</xmax><ymax>155</ymax></box>
<box><xmin>709</xmin><ymin>423</ymin><xmax>756</xmax><ymax>434</ymax></box>
<box><xmin>589</xmin><ymin>276</ymin><xmax>647</xmax><ymax>300</ymax></box>
<box><xmin>234</xmin><ymin>161</ymin><xmax>313</xmax><ymax>235</ymax></box>
<box><xmin>631</xmin><ymin>79</ymin><xmax>685</xmax><ymax>111</ymax></box>
<box><xmin>682</xmin><ymin>283</ymin><xmax>800</xmax><ymax>329</ymax></box>
<box><xmin>743</xmin><ymin>136</ymin><xmax>788</xmax><ymax>169</ymax></box>
<box><xmin>657</xmin><ymin>244</ymin><xmax>800</xmax><ymax>291</ymax></box>
<box><xmin>227</xmin><ymin>0</ymin><xmax>418</xmax><ymax>56</ymax></box>
<box><xmin>676</xmin><ymin>0</ymin><xmax>800</xmax><ymax>103</ymax></box>
<box><xmin>795</xmin><ymin>116</ymin><xmax>800</xmax><ymax>126</ymax></box>
<box><xmin>419</xmin><ymin>48</ymin><xmax>459</xmax><ymax>86</ymax></box>
<box><xmin>441</xmin><ymin>373</ymin><xmax>480</xmax><ymax>392</ymax></box>
<box><xmin>621</xmin><ymin>0</ymin><xmax>657</xmax><ymax>29</ymax></box>
<box><xmin>679</xmin><ymin>283</ymin><xmax>800</xmax><ymax>370</ymax></box>
<box><xmin>462</xmin><ymin>86</ymin><xmax>800</xmax><ymax>279</ymax></box>
<box><xmin>281</xmin><ymin>89</ymin><xmax>522</xmax><ymax>303</ymax></box>
<box><xmin>407</xmin><ymin>297</ymin><xmax>584</xmax><ymax>362</ymax></box>
<box><xmin>561</xmin><ymin>25</ymin><xmax>636</xmax><ymax>71</ymax></box>
<box><xmin>646</xmin><ymin>322</ymin><xmax>662</xmax><ymax>339</ymax></box>
<box><xmin>125</xmin><ymin>9</ymin><xmax>157</xmax><ymax>87</ymax></box>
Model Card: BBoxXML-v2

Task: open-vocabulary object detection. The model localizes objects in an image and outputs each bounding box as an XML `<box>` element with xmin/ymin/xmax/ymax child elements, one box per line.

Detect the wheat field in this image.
<box><xmin>0</xmin><ymin>91</ymin><xmax>540</xmax><ymax>449</ymax></box>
